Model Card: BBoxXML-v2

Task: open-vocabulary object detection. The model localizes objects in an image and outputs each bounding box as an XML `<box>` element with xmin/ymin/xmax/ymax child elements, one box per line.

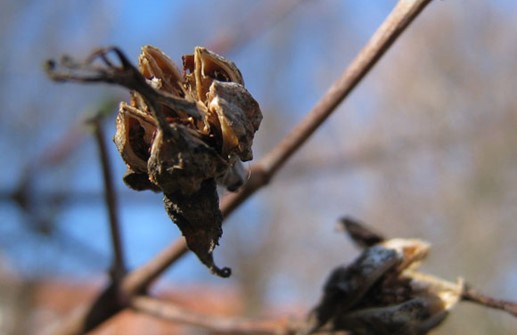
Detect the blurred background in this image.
<box><xmin>1</xmin><ymin>0</ymin><xmax>516</xmax><ymax>334</ymax></box>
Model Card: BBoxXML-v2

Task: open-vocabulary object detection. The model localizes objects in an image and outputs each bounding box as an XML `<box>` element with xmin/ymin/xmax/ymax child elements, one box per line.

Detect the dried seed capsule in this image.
<box><xmin>307</xmin><ymin>223</ymin><xmax>463</xmax><ymax>334</ymax></box>
<box><xmin>47</xmin><ymin>45</ymin><xmax>262</xmax><ymax>277</ymax></box>
<box><xmin>112</xmin><ymin>45</ymin><xmax>262</xmax><ymax>277</ymax></box>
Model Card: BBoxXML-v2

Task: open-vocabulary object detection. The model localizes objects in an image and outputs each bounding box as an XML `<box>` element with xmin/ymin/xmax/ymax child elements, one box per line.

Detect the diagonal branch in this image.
<box><xmin>41</xmin><ymin>1</ymin><xmax>435</xmax><ymax>334</ymax></box>
<box><xmin>222</xmin><ymin>0</ymin><xmax>434</xmax><ymax>210</ymax></box>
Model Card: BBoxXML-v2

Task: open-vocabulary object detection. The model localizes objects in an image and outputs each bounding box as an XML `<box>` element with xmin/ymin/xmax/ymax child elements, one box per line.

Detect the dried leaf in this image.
<box><xmin>163</xmin><ymin>179</ymin><xmax>230</xmax><ymax>277</ymax></box>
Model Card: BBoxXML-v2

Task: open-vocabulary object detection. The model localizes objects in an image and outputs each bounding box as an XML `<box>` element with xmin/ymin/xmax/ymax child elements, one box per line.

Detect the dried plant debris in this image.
<box><xmin>46</xmin><ymin>46</ymin><xmax>262</xmax><ymax>277</ymax></box>
<box><xmin>305</xmin><ymin>218</ymin><xmax>464</xmax><ymax>335</ymax></box>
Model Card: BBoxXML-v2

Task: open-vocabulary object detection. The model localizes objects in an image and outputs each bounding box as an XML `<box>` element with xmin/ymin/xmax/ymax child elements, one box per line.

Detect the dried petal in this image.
<box><xmin>139</xmin><ymin>45</ymin><xmax>185</xmax><ymax>98</ymax></box>
<box><xmin>337</xmin><ymin>274</ymin><xmax>463</xmax><ymax>334</ymax></box>
<box><xmin>183</xmin><ymin>47</ymin><xmax>244</xmax><ymax>103</ymax></box>
<box><xmin>340</xmin><ymin>217</ymin><xmax>385</xmax><ymax>248</ymax></box>
<box><xmin>310</xmin><ymin>246</ymin><xmax>401</xmax><ymax>331</ymax></box>
<box><xmin>208</xmin><ymin>81</ymin><xmax>262</xmax><ymax>161</ymax></box>
<box><xmin>114</xmin><ymin>102</ymin><xmax>156</xmax><ymax>174</ymax></box>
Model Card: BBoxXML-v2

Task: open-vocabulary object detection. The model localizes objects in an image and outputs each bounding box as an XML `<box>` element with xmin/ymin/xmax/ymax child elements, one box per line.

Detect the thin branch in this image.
<box><xmin>131</xmin><ymin>296</ymin><xmax>294</xmax><ymax>335</ymax></box>
<box><xmin>462</xmin><ymin>284</ymin><xmax>517</xmax><ymax>318</ymax></box>
<box><xmin>88</xmin><ymin>114</ymin><xmax>126</xmax><ymax>281</ymax></box>
<box><xmin>41</xmin><ymin>1</ymin><xmax>435</xmax><ymax>334</ymax></box>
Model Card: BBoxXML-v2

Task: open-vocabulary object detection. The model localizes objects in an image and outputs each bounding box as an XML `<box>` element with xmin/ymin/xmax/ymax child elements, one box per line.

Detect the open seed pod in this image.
<box><xmin>113</xmin><ymin>45</ymin><xmax>262</xmax><ymax>277</ymax></box>
<box><xmin>114</xmin><ymin>45</ymin><xmax>261</xmax><ymax>192</ymax></box>
<box><xmin>307</xmin><ymin>222</ymin><xmax>464</xmax><ymax>335</ymax></box>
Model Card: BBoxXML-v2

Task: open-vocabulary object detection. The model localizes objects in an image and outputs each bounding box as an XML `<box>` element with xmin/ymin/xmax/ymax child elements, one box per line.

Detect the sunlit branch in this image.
<box><xmin>222</xmin><ymin>0</ymin><xmax>434</xmax><ymax>210</ymax></box>
<box><xmin>462</xmin><ymin>284</ymin><xmax>517</xmax><ymax>318</ymax></box>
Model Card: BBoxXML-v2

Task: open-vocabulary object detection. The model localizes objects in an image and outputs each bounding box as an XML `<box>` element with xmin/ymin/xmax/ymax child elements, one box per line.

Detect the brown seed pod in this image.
<box><xmin>112</xmin><ymin>45</ymin><xmax>262</xmax><ymax>277</ymax></box>
<box><xmin>307</xmin><ymin>225</ymin><xmax>463</xmax><ymax>335</ymax></box>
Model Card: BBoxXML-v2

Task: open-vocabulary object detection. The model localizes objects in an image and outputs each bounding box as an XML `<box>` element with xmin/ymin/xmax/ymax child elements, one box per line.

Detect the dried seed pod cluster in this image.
<box><xmin>114</xmin><ymin>46</ymin><xmax>262</xmax><ymax>277</ymax></box>
<box><xmin>307</xmin><ymin>219</ymin><xmax>464</xmax><ymax>335</ymax></box>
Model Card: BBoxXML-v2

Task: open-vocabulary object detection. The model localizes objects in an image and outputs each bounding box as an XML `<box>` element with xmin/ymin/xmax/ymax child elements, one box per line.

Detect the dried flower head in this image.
<box><xmin>114</xmin><ymin>46</ymin><xmax>261</xmax><ymax>191</ymax></box>
<box><xmin>113</xmin><ymin>45</ymin><xmax>262</xmax><ymax>277</ymax></box>
<box><xmin>307</xmin><ymin>219</ymin><xmax>464</xmax><ymax>335</ymax></box>
<box><xmin>45</xmin><ymin>44</ymin><xmax>261</xmax><ymax>277</ymax></box>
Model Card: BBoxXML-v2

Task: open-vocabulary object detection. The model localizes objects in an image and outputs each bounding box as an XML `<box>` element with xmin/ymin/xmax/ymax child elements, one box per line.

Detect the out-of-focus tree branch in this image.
<box><xmin>89</xmin><ymin>114</ymin><xmax>126</xmax><ymax>281</ymax></box>
<box><xmin>131</xmin><ymin>295</ymin><xmax>294</xmax><ymax>335</ymax></box>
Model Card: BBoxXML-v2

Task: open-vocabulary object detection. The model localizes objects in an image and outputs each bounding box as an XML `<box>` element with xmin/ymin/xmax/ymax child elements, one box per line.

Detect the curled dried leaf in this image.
<box><xmin>163</xmin><ymin>179</ymin><xmax>231</xmax><ymax>278</ymax></box>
